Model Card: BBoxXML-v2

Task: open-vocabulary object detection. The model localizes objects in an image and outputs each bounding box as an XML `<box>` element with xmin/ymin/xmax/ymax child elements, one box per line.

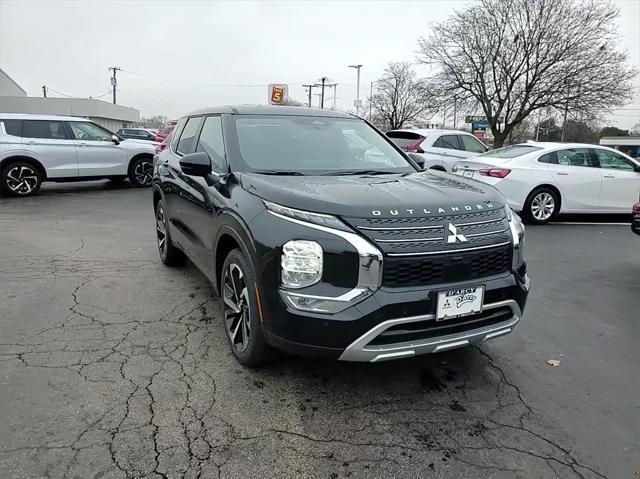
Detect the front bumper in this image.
<box><xmin>261</xmin><ymin>271</ymin><xmax>529</xmax><ymax>362</ymax></box>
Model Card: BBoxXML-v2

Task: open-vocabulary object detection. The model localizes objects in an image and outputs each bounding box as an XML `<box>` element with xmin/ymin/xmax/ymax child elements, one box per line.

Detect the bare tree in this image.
<box><xmin>369</xmin><ymin>62</ymin><xmax>433</xmax><ymax>131</ymax></box>
<box><xmin>418</xmin><ymin>0</ymin><xmax>637</xmax><ymax>147</ymax></box>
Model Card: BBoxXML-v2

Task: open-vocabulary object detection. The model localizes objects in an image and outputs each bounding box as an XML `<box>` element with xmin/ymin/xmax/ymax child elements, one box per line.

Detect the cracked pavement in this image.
<box><xmin>1</xmin><ymin>181</ymin><xmax>638</xmax><ymax>478</ymax></box>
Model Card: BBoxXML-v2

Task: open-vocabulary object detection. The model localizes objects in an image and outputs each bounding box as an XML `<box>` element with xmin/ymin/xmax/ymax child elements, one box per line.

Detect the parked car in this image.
<box><xmin>155</xmin><ymin>122</ymin><xmax>177</xmax><ymax>143</ymax></box>
<box><xmin>452</xmin><ymin>142</ymin><xmax>640</xmax><ymax>224</ymax></box>
<box><xmin>632</xmin><ymin>201</ymin><xmax>640</xmax><ymax>236</ymax></box>
<box><xmin>0</xmin><ymin>114</ymin><xmax>156</xmax><ymax>197</ymax></box>
<box><xmin>116</xmin><ymin>128</ymin><xmax>157</xmax><ymax>142</ymax></box>
<box><xmin>153</xmin><ymin>105</ymin><xmax>528</xmax><ymax>366</ymax></box>
<box><xmin>386</xmin><ymin>129</ymin><xmax>488</xmax><ymax>171</ymax></box>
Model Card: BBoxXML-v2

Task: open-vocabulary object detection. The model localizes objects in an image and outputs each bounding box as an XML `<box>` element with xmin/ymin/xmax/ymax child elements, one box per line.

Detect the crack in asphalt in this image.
<box><xmin>0</xmin><ymin>249</ymin><xmax>610</xmax><ymax>479</ymax></box>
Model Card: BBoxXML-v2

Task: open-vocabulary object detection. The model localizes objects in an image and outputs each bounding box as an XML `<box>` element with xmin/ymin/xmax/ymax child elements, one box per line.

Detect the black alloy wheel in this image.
<box><xmin>129</xmin><ymin>157</ymin><xmax>153</xmax><ymax>187</ymax></box>
<box><xmin>1</xmin><ymin>161</ymin><xmax>42</xmax><ymax>197</ymax></box>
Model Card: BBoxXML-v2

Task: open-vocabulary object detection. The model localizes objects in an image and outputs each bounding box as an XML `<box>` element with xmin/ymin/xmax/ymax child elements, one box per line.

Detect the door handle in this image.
<box><xmin>79</xmin><ymin>142</ymin><xmax>87</xmax><ymax>147</ymax></box>
<box><xmin>556</xmin><ymin>171</ymin><xmax>569</xmax><ymax>175</ymax></box>
<box><xmin>603</xmin><ymin>174</ymin><xmax>615</xmax><ymax>179</ymax></box>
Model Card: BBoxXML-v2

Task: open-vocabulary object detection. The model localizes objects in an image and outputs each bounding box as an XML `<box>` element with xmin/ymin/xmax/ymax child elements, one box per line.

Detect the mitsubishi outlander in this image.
<box><xmin>152</xmin><ymin>106</ymin><xmax>529</xmax><ymax>366</ymax></box>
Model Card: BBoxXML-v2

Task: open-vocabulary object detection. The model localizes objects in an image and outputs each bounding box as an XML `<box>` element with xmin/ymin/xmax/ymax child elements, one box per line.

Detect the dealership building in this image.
<box><xmin>0</xmin><ymin>68</ymin><xmax>141</xmax><ymax>131</ymax></box>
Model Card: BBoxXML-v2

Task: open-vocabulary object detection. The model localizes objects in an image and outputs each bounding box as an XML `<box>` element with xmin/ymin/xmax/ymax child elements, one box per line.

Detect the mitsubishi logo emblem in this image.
<box><xmin>447</xmin><ymin>223</ymin><xmax>468</xmax><ymax>243</ymax></box>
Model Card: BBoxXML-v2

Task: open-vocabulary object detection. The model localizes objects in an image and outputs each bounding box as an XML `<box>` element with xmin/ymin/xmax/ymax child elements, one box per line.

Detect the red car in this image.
<box><xmin>632</xmin><ymin>201</ymin><xmax>640</xmax><ymax>236</ymax></box>
<box><xmin>155</xmin><ymin>121</ymin><xmax>177</xmax><ymax>143</ymax></box>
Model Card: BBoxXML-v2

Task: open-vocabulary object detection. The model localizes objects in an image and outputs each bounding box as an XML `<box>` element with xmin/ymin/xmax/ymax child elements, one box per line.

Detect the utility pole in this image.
<box><xmin>42</xmin><ymin>85</ymin><xmax>47</xmax><ymax>98</ymax></box>
<box><xmin>453</xmin><ymin>96</ymin><xmax>457</xmax><ymax>129</ymax></box>
<box><xmin>348</xmin><ymin>64</ymin><xmax>363</xmax><ymax>116</ymax></box>
<box><xmin>302</xmin><ymin>84</ymin><xmax>314</xmax><ymax>107</ymax></box>
<box><xmin>108</xmin><ymin>66</ymin><xmax>121</xmax><ymax>104</ymax></box>
<box><xmin>369</xmin><ymin>81</ymin><xmax>374</xmax><ymax>121</ymax></box>
<box><xmin>324</xmin><ymin>83</ymin><xmax>338</xmax><ymax>110</ymax></box>
<box><xmin>318</xmin><ymin>77</ymin><xmax>327</xmax><ymax>109</ymax></box>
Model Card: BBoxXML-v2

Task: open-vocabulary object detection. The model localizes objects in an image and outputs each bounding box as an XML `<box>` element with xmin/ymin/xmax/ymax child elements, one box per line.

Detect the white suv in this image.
<box><xmin>386</xmin><ymin>129</ymin><xmax>488</xmax><ymax>171</ymax></box>
<box><xmin>0</xmin><ymin>114</ymin><xmax>157</xmax><ymax>197</ymax></box>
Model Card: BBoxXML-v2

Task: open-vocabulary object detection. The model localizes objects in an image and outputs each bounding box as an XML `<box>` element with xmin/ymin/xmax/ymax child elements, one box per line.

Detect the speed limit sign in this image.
<box><xmin>268</xmin><ymin>84</ymin><xmax>288</xmax><ymax>105</ymax></box>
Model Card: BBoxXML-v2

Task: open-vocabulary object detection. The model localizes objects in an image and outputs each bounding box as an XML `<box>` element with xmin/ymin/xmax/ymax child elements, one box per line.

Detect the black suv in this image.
<box><xmin>116</xmin><ymin>128</ymin><xmax>156</xmax><ymax>141</ymax></box>
<box><xmin>152</xmin><ymin>106</ymin><xmax>529</xmax><ymax>366</ymax></box>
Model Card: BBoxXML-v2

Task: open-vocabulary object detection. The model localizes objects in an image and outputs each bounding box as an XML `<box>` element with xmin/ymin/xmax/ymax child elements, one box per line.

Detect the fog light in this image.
<box><xmin>281</xmin><ymin>240</ymin><xmax>323</xmax><ymax>288</ymax></box>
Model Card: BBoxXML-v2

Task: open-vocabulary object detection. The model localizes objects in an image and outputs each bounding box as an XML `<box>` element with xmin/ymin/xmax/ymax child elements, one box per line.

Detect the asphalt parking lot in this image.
<box><xmin>1</xmin><ymin>181</ymin><xmax>638</xmax><ymax>479</ymax></box>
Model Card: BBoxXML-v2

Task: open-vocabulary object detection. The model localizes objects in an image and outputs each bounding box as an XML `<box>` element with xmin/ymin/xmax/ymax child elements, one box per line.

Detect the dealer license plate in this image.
<box><xmin>436</xmin><ymin>286</ymin><xmax>484</xmax><ymax>321</ymax></box>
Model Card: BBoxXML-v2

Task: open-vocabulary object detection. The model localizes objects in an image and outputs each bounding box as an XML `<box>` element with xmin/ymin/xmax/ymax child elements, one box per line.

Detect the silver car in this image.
<box><xmin>387</xmin><ymin>129</ymin><xmax>488</xmax><ymax>172</ymax></box>
<box><xmin>0</xmin><ymin>113</ymin><xmax>156</xmax><ymax>197</ymax></box>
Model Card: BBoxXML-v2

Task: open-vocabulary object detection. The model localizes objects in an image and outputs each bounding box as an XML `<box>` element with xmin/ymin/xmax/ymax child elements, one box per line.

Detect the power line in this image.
<box><xmin>121</xmin><ymin>69</ymin><xmax>284</xmax><ymax>88</ymax></box>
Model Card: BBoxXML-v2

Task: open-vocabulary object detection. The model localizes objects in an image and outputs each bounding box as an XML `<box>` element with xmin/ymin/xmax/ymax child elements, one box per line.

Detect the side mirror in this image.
<box><xmin>408</xmin><ymin>153</ymin><xmax>425</xmax><ymax>170</ymax></box>
<box><xmin>111</xmin><ymin>134</ymin><xmax>120</xmax><ymax>145</ymax></box>
<box><xmin>179</xmin><ymin>152</ymin><xmax>211</xmax><ymax>177</ymax></box>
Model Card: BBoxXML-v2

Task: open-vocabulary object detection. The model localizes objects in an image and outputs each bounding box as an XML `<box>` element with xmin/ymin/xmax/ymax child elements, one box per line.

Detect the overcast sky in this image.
<box><xmin>1</xmin><ymin>0</ymin><xmax>639</xmax><ymax>128</ymax></box>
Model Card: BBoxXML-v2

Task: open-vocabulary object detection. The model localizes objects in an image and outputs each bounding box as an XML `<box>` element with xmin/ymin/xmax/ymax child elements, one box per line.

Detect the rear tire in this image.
<box><xmin>523</xmin><ymin>187</ymin><xmax>559</xmax><ymax>224</ymax></box>
<box><xmin>128</xmin><ymin>155</ymin><xmax>153</xmax><ymax>187</ymax></box>
<box><xmin>221</xmin><ymin>248</ymin><xmax>271</xmax><ymax>367</ymax></box>
<box><xmin>1</xmin><ymin>160</ymin><xmax>42</xmax><ymax>197</ymax></box>
<box><xmin>155</xmin><ymin>199</ymin><xmax>187</xmax><ymax>266</ymax></box>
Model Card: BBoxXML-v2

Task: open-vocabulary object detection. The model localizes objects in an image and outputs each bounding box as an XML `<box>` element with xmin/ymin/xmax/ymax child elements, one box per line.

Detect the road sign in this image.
<box><xmin>353</xmin><ymin>99</ymin><xmax>362</xmax><ymax>108</ymax></box>
<box><xmin>465</xmin><ymin>115</ymin><xmax>504</xmax><ymax>124</ymax></box>
<box><xmin>268</xmin><ymin>84</ymin><xmax>288</xmax><ymax>105</ymax></box>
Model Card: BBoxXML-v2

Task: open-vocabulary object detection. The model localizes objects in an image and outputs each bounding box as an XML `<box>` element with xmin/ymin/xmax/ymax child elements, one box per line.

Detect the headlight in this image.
<box><xmin>281</xmin><ymin>240</ymin><xmax>323</xmax><ymax>288</ymax></box>
<box><xmin>264</xmin><ymin>200</ymin><xmax>351</xmax><ymax>232</ymax></box>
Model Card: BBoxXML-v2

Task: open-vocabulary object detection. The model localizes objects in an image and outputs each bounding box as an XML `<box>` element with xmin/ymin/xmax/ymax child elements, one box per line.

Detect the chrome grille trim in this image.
<box><xmin>455</xmin><ymin>217</ymin><xmax>504</xmax><ymax>227</ymax></box>
<box><xmin>374</xmin><ymin>237</ymin><xmax>442</xmax><ymax>243</ymax></box>
<box><xmin>358</xmin><ymin>225</ymin><xmax>444</xmax><ymax>231</ymax></box>
<box><xmin>464</xmin><ymin>228</ymin><xmax>508</xmax><ymax>238</ymax></box>
<box><xmin>386</xmin><ymin>241</ymin><xmax>511</xmax><ymax>257</ymax></box>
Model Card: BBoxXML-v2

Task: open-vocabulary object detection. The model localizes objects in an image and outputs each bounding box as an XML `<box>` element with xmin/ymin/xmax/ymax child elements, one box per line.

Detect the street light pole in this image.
<box><xmin>369</xmin><ymin>81</ymin><xmax>374</xmax><ymax>121</ymax></box>
<box><xmin>348</xmin><ymin>64</ymin><xmax>363</xmax><ymax>116</ymax></box>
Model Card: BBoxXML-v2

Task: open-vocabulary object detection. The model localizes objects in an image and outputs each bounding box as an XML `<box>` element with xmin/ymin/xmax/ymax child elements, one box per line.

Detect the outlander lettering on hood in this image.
<box><xmin>372</xmin><ymin>202</ymin><xmax>496</xmax><ymax>217</ymax></box>
<box><xmin>152</xmin><ymin>105</ymin><xmax>529</xmax><ymax>366</ymax></box>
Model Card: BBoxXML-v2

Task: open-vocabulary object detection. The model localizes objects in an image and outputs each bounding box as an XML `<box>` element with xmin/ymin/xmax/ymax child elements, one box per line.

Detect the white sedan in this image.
<box><xmin>452</xmin><ymin>142</ymin><xmax>640</xmax><ymax>224</ymax></box>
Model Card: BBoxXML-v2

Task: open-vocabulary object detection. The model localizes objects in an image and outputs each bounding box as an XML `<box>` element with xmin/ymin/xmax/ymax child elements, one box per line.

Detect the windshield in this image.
<box><xmin>231</xmin><ymin>115</ymin><xmax>415</xmax><ymax>174</ymax></box>
<box><xmin>478</xmin><ymin>144</ymin><xmax>542</xmax><ymax>159</ymax></box>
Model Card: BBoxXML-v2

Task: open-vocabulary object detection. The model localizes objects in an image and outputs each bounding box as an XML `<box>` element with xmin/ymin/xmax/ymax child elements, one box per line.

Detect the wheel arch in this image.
<box><xmin>428</xmin><ymin>165</ymin><xmax>447</xmax><ymax>172</ymax></box>
<box><xmin>127</xmin><ymin>152</ymin><xmax>154</xmax><ymax>174</ymax></box>
<box><xmin>526</xmin><ymin>183</ymin><xmax>563</xmax><ymax>212</ymax></box>
<box><xmin>0</xmin><ymin>155</ymin><xmax>47</xmax><ymax>180</ymax></box>
<box><xmin>213</xmin><ymin>213</ymin><xmax>257</xmax><ymax>294</ymax></box>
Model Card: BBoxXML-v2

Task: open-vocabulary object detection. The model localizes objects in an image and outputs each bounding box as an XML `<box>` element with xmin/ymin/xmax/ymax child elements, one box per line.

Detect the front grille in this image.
<box><xmin>367</xmin><ymin>306</ymin><xmax>514</xmax><ymax>346</ymax></box>
<box><xmin>344</xmin><ymin>208</ymin><xmax>511</xmax><ymax>256</ymax></box>
<box><xmin>382</xmin><ymin>245</ymin><xmax>512</xmax><ymax>287</ymax></box>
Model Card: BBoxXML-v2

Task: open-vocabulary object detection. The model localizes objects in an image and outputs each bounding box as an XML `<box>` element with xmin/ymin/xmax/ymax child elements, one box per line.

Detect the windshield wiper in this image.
<box><xmin>255</xmin><ymin>170</ymin><xmax>305</xmax><ymax>176</ymax></box>
<box><xmin>324</xmin><ymin>170</ymin><xmax>395</xmax><ymax>176</ymax></box>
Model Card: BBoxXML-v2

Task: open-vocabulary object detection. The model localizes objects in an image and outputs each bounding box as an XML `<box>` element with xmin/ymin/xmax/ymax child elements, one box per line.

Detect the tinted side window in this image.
<box><xmin>459</xmin><ymin>135</ymin><xmax>486</xmax><ymax>153</ymax></box>
<box><xmin>555</xmin><ymin>148</ymin><xmax>592</xmax><ymax>167</ymax></box>
<box><xmin>196</xmin><ymin>116</ymin><xmax>226</xmax><ymax>171</ymax></box>
<box><xmin>2</xmin><ymin>119</ymin><xmax>22</xmax><ymax>136</ymax></box>
<box><xmin>176</xmin><ymin>117</ymin><xmax>203</xmax><ymax>155</ymax></box>
<box><xmin>538</xmin><ymin>152</ymin><xmax>557</xmax><ymax>164</ymax></box>
<box><xmin>23</xmin><ymin>120</ymin><xmax>67</xmax><ymax>140</ymax></box>
<box><xmin>435</xmin><ymin>135</ymin><xmax>460</xmax><ymax>150</ymax></box>
<box><xmin>69</xmin><ymin>122</ymin><xmax>112</xmax><ymax>141</ymax></box>
<box><xmin>593</xmin><ymin>149</ymin><xmax>637</xmax><ymax>172</ymax></box>
<box><xmin>171</xmin><ymin>119</ymin><xmax>186</xmax><ymax>150</ymax></box>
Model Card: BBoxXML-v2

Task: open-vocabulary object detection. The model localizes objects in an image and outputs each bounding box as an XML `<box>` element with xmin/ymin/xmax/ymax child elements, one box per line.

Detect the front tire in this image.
<box><xmin>524</xmin><ymin>187</ymin><xmax>559</xmax><ymax>224</ymax></box>
<box><xmin>155</xmin><ymin>200</ymin><xmax>187</xmax><ymax>266</ymax></box>
<box><xmin>1</xmin><ymin>160</ymin><xmax>42</xmax><ymax>197</ymax></box>
<box><xmin>128</xmin><ymin>156</ymin><xmax>153</xmax><ymax>187</ymax></box>
<box><xmin>221</xmin><ymin>248</ymin><xmax>270</xmax><ymax>367</ymax></box>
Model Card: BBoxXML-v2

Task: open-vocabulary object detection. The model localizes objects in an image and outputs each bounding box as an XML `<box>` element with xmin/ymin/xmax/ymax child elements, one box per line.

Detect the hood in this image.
<box><xmin>121</xmin><ymin>138</ymin><xmax>158</xmax><ymax>151</ymax></box>
<box><xmin>241</xmin><ymin>170</ymin><xmax>505</xmax><ymax>219</ymax></box>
